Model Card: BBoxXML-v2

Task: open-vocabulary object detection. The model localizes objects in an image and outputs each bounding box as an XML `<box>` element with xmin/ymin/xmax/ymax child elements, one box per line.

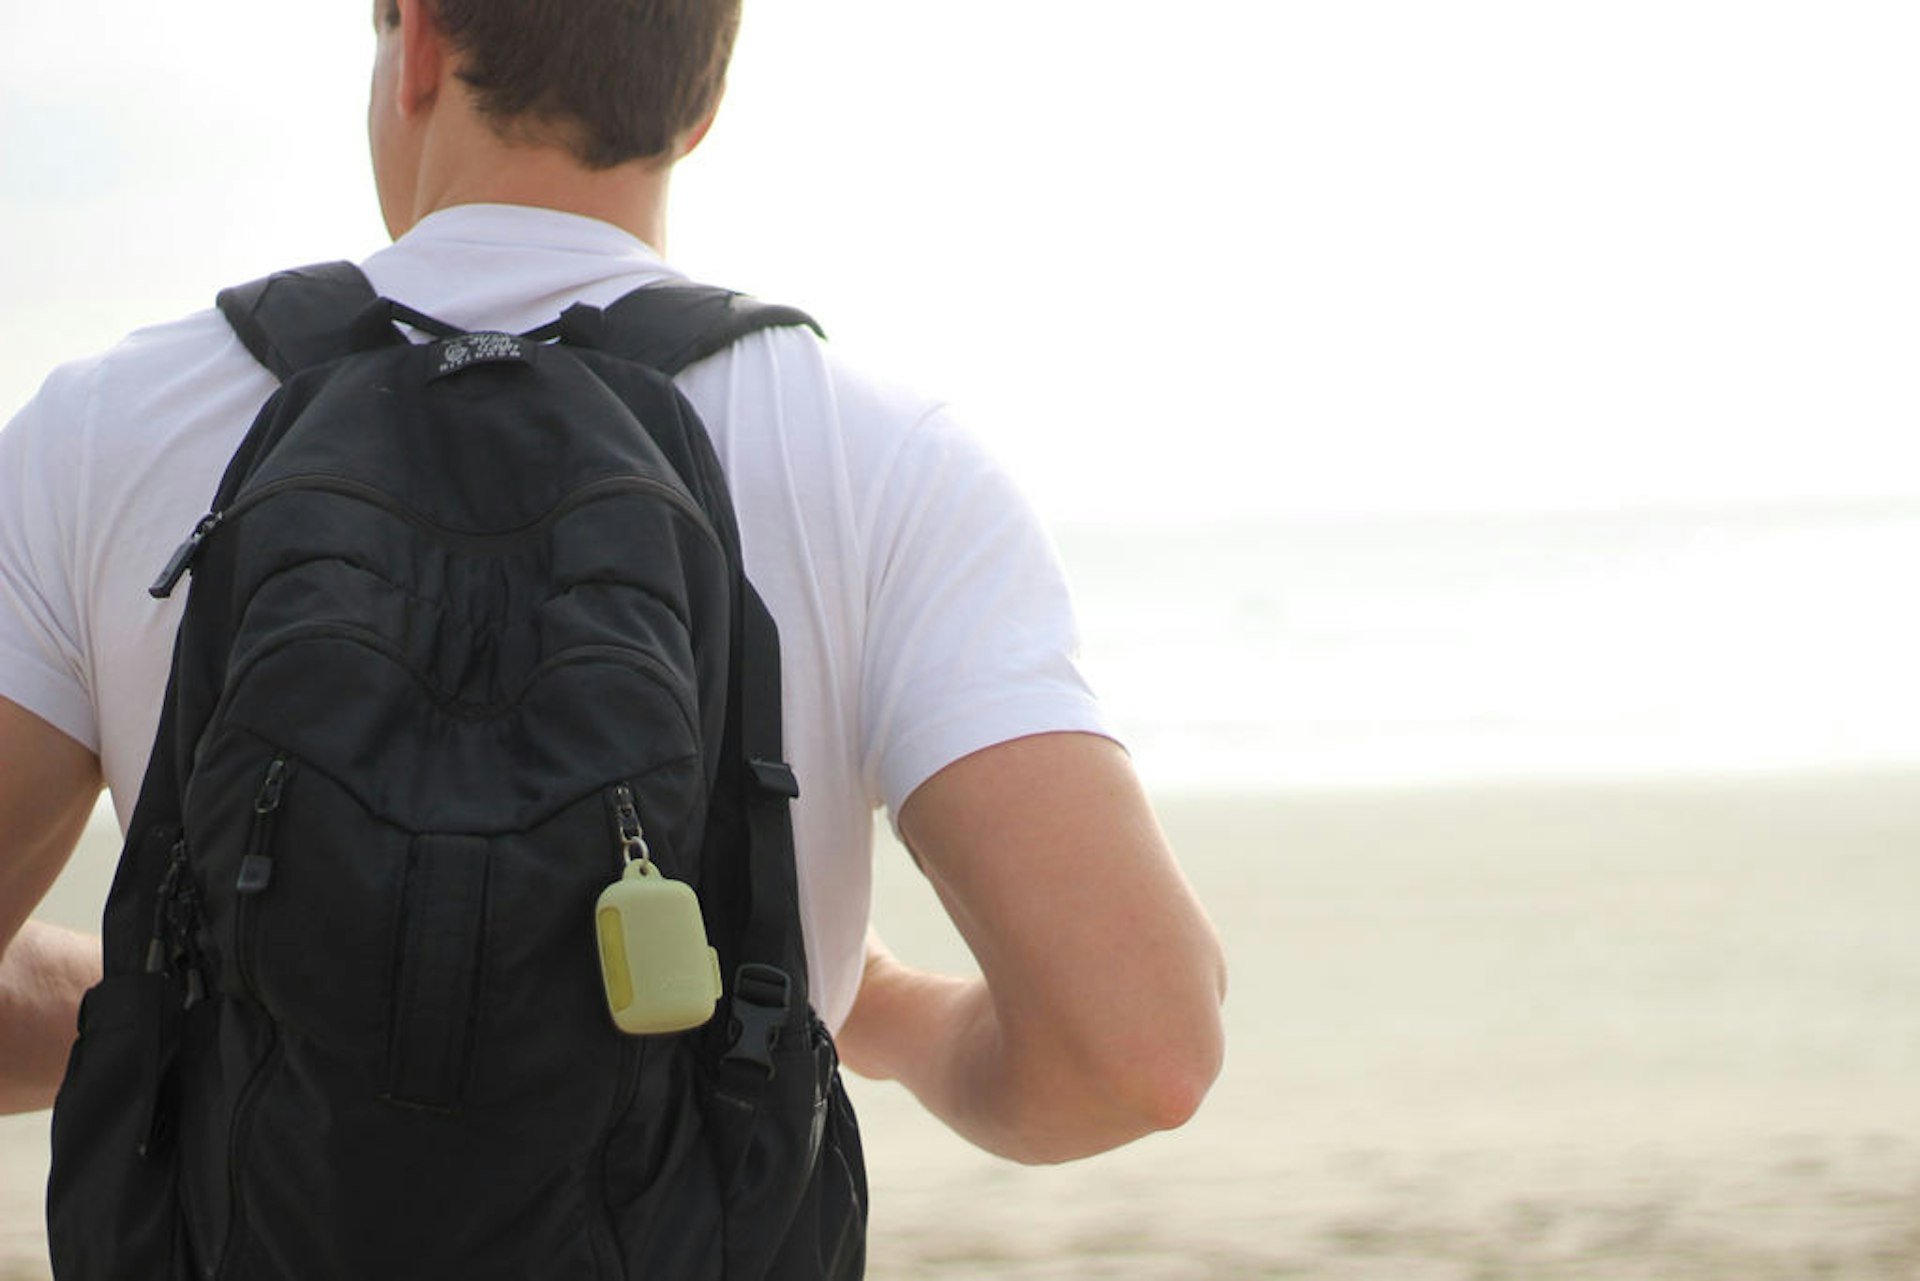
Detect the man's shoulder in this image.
<box><xmin>86</xmin><ymin>305</ymin><xmax>244</xmax><ymax>374</ymax></box>
<box><xmin>677</xmin><ymin>319</ymin><xmax>960</xmax><ymax>485</ymax></box>
<box><xmin>27</xmin><ymin>306</ymin><xmax>267</xmax><ymax>432</ymax></box>
<box><xmin>1</xmin><ymin>303</ymin><xmax>278</xmax><ymax>532</ymax></box>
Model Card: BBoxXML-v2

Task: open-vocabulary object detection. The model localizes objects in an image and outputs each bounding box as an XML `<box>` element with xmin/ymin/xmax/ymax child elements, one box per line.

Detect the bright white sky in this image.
<box><xmin>1</xmin><ymin>2</ymin><xmax>1915</xmax><ymax>521</ymax></box>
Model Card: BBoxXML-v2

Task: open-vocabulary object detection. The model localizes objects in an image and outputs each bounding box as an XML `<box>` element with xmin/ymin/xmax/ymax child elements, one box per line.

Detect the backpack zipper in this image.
<box><xmin>595</xmin><ymin>782</ymin><xmax>652</xmax><ymax>1277</ymax></box>
<box><xmin>233</xmin><ymin>754</ymin><xmax>293</xmax><ymax>1004</ymax></box>
<box><xmin>151</xmin><ymin>472</ymin><xmax>718</xmax><ymax>598</ymax></box>
<box><xmin>608</xmin><ymin>783</ymin><xmax>654</xmax><ymax>873</ymax></box>
<box><xmin>215</xmin><ymin>755</ymin><xmax>294</xmax><ymax>1279</ymax></box>
<box><xmin>145</xmin><ymin>834</ymin><xmax>215</xmax><ymax>1008</ymax></box>
<box><xmin>216</xmin><ymin>1029</ymin><xmax>285</xmax><ymax>1281</ymax></box>
<box><xmin>150</xmin><ymin>513</ymin><xmax>224</xmax><ymax>598</ymax></box>
<box><xmin>143</xmin><ymin>839</ymin><xmax>189</xmax><ymax>977</ymax></box>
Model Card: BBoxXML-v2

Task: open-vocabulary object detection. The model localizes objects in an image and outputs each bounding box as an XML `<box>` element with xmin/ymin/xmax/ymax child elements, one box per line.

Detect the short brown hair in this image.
<box><xmin>408</xmin><ymin>0</ymin><xmax>743</xmax><ymax>170</ymax></box>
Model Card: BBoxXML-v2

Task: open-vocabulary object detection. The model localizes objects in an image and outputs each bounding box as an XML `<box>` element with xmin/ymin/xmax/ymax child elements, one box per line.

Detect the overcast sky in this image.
<box><xmin>2</xmin><ymin>2</ymin><xmax>1915</xmax><ymax>521</ymax></box>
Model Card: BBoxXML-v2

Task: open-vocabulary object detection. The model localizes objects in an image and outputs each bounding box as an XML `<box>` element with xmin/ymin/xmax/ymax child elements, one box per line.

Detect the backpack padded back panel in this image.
<box><xmin>47</xmin><ymin>265</ymin><xmax>866</xmax><ymax>1281</ymax></box>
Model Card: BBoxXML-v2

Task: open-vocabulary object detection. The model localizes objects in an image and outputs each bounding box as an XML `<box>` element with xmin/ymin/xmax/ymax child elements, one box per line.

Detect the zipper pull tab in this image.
<box><xmin>145</xmin><ymin>840</ymin><xmax>189</xmax><ymax>974</ymax></box>
<box><xmin>236</xmin><ymin>757</ymin><xmax>291</xmax><ymax>895</ymax></box>
<box><xmin>254</xmin><ymin>757</ymin><xmax>289</xmax><ymax>814</ymax></box>
<box><xmin>149</xmin><ymin>512</ymin><xmax>223</xmax><ymax>599</ymax></box>
<box><xmin>610</xmin><ymin>784</ymin><xmax>654</xmax><ymax>871</ymax></box>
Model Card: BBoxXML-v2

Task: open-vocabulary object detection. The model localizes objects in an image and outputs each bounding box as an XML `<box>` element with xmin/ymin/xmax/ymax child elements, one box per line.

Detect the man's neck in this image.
<box><xmin>397</xmin><ymin>112</ymin><xmax>674</xmax><ymax>253</ymax></box>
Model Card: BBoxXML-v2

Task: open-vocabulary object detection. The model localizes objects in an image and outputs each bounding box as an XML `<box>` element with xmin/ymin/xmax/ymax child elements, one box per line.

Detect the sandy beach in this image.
<box><xmin>5</xmin><ymin>769</ymin><xmax>1918</xmax><ymax>1278</ymax></box>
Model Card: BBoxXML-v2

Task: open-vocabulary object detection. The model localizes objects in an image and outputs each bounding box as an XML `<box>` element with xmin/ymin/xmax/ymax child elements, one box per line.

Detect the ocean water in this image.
<box><xmin>1054</xmin><ymin>500</ymin><xmax>1920</xmax><ymax>789</ymax></box>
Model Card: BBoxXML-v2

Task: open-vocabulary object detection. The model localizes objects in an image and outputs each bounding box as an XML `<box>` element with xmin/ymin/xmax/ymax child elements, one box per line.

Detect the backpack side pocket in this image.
<box><xmin>711</xmin><ymin>1013</ymin><xmax>868</xmax><ymax>1280</ymax></box>
<box><xmin>47</xmin><ymin>972</ymin><xmax>190</xmax><ymax>1281</ymax></box>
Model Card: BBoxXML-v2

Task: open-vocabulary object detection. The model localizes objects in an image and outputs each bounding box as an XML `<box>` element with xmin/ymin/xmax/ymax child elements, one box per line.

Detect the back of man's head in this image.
<box><xmin>381</xmin><ymin>0</ymin><xmax>742</xmax><ymax>170</ymax></box>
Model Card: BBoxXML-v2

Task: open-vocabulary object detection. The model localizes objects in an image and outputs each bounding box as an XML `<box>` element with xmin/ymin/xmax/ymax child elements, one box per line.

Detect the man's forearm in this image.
<box><xmin>0</xmin><ymin>920</ymin><xmax>99</xmax><ymax>1113</ymax></box>
<box><xmin>837</xmin><ymin>939</ymin><xmax>1198</xmax><ymax>1165</ymax></box>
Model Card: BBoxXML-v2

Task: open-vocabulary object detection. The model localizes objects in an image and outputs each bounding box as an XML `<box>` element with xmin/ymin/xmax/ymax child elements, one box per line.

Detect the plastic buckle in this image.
<box><xmin>556</xmin><ymin>303</ymin><xmax>607</xmax><ymax>349</ymax></box>
<box><xmin>722</xmin><ymin>963</ymin><xmax>792</xmax><ymax>1077</ymax></box>
<box><xmin>748</xmin><ymin>758</ymin><xmax>800</xmax><ymax>800</ymax></box>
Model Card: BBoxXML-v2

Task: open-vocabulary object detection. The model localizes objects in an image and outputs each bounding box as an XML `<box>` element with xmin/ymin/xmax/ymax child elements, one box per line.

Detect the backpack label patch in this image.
<box><xmin>429</xmin><ymin>332</ymin><xmax>533</xmax><ymax>379</ymax></box>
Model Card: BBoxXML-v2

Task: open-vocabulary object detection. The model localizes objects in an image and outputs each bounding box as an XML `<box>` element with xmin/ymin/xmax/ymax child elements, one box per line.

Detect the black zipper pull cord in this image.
<box><xmin>144</xmin><ymin>842</ymin><xmax>188</xmax><ymax>974</ymax></box>
<box><xmin>175</xmin><ymin>868</ymin><xmax>217</xmax><ymax>1008</ymax></box>
<box><xmin>236</xmin><ymin>757</ymin><xmax>291</xmax><ymax>895</ymax></box>
<box><xmin>150</xmin><ymin>512</ymin><xmax>223</xmax><ymax>599</ymax></box>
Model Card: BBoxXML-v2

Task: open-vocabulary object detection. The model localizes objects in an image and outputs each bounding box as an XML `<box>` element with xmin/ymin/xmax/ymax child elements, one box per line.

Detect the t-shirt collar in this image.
<box><xmin>398</xmin><ymin>203</ymin><xmax>668</xmax><ymax>264</ymax></box>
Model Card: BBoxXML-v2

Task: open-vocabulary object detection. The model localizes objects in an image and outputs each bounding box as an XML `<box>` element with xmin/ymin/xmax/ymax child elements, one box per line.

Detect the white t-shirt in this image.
<box><xmin>0</xmin><ymin>204</ymin><xmax>1109</xmax><ymax>1028</ymax></box>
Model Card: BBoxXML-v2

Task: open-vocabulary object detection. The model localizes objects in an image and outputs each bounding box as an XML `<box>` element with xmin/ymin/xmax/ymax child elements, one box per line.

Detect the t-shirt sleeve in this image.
<box><xmin>858</xmin><ymin>404</ymin><xmax>1114</xmax><ymax>818</ymax></box>
<box><xmin>0</xmin><ymin>362</ymin><xmax>99</xmax><ymax>751</ymax></box>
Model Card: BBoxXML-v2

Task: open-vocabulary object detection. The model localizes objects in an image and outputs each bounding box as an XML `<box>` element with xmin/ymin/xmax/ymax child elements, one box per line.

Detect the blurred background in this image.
<box><xmin>4</xmin><ymin>2</ymin><xmax>1918</xmax><ymax>1276</ymax></box>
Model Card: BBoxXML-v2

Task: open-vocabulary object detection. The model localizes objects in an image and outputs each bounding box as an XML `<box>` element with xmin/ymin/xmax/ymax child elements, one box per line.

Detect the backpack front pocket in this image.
<box><xmin>384</xmin><ymin>832</ymin><xmax>492</xmax><ymax>1110</ymax></box>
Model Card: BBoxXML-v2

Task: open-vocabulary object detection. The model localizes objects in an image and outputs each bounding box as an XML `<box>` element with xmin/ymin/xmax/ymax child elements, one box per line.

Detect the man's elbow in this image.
<box><xmin>1025</xmin><ymin>989</ymin><xmax>1227</xmax><ymax>1164</ymax></box>
<box><xmin>1012</xmin><ymin>1030</ymin><xmax>1221</xmax><ymax>1166</ymax></box>
<box><xmin>1140</xmin><ymin>937</ymin><xmax>1229</xmax><ymax>1121</ymax></box>
<box><xmin>1118</xmin><ymin>1010</ymin><xmax>1226</xmax><ymax>1135</ymax></box>
<box><xmin>1102</xmin><ymin>945</ymin><xmax>1228</xmax><ymax>1132</ymax></box>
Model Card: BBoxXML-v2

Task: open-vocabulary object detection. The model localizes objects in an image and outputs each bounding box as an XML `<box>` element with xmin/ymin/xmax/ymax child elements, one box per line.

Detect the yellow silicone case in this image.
<box><xmin>594</xmin><ymin>861</ymin><xmax>723</xmax><ymax>1035</ymax></box>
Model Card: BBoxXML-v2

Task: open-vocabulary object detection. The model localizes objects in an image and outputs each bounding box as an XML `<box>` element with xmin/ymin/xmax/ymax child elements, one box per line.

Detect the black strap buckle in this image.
<box><xmin>722</xmin><ymin>963</ymin><xmax>792</xmax><ymax>1077</ymax></box>
<box><xmin>748</xmin><ymin>758</ymin><xmax>800</xmax><ymax>800</ymax></box>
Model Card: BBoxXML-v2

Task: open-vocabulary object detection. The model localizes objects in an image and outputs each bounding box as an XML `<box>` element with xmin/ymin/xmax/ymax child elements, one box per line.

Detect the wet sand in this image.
<box><xmin>6</xmin><ymin>771</ymin><xmax>1919</xmax><ymax>1277</ymax></box>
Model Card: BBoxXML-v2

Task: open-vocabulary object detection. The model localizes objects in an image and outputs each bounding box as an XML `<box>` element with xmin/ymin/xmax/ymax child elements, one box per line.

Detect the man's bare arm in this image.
<box><xmin>0</xmin><ymin>697</ymin><xmax>104</xmax><ymax>1113</ymax></box>
<box><xmin>835</xmin><ymin>732</ymin><xmax>1227</xmax><ymax>1165</ymax></box>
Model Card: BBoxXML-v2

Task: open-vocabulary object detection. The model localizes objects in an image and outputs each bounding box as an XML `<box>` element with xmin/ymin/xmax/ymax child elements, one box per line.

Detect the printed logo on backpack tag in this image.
<box><xmin>430</xmin><ymin>332</ymin><xmax>533</xmax><ymax>379</ymax></box>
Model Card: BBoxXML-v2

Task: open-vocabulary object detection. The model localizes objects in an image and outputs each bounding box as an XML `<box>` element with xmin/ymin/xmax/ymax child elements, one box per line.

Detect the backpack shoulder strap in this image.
<box><xmin>216</xmin><ymin>261</ymin><xmax>380</xmax><ymax>382</ymax></box>
<box><xmin>222</xmin><ymin>267</ymin><xmax>818</xmax><ymax>382</ymax></box>
<box><xmin>558</xmin><ymin>285</ymin><xmax>824</xmax><ymax>376</ymax></box>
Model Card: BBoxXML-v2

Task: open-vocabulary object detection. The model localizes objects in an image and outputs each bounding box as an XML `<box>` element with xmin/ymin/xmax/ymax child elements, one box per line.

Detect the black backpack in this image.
<box><xmin>46</xmin><ymin>263</ymin><xmax>868</xmax><ymax>1280</ymax></box>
